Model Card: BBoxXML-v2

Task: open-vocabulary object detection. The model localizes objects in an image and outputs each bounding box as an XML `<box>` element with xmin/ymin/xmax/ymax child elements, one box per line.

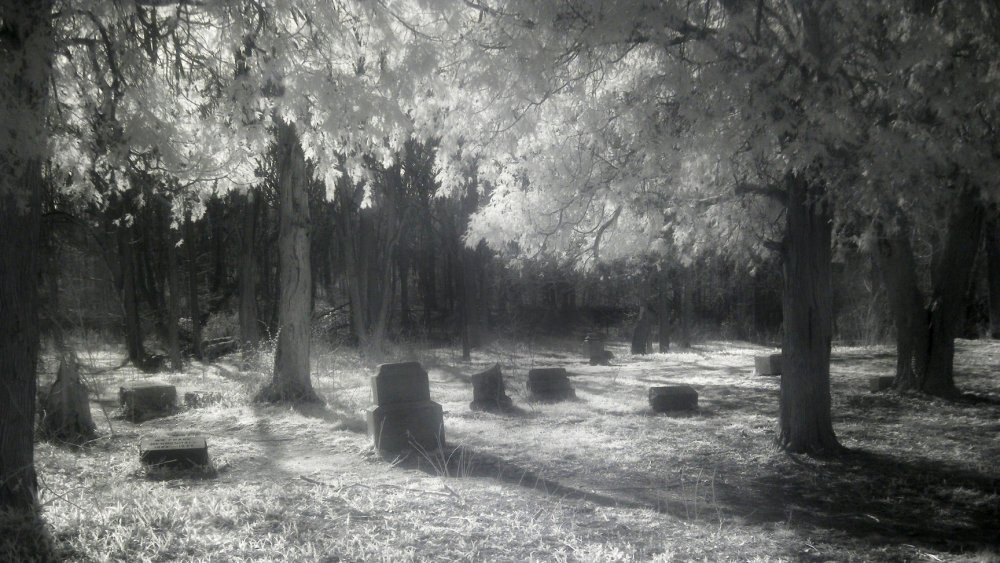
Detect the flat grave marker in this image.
<box><xmin>139</xmin><ymin>435</ymin><xmax>210</xmax><ymax>469</ymax></box>
<box><xmin>754</xmin><ymin>353</ymin><xmax>782</xmax><ymax>376</ymax></box>
<box><xmin>649</xmin><ymin>385</ymin><xmax>699</xmax><ymax>413</ymax></box>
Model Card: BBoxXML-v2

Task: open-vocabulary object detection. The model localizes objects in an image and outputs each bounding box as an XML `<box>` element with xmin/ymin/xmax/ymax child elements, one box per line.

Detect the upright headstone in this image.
<box><xmin>584</xmin><ymin>334</ymin><xmax>612</xmax><ymax>366</ymax></box>
<box><xmin>120</xmin><ymin>381</ymin><xmax>177</xmax><ymax>422</ymax></box>
<box><xmin>754</xmin><ymin>353</ymin><xmax>782</xmax><ymax>376</ymax></box>
<box><xmin>649</xmin><ymin>385</ymin><xmax>698</xmax><ymax>412</ymax></box>
<box><xmin>869</xmin><ymin>376</ymin><xmax>895</xmax><ymax>393</ymax></box>
<box><xmin>527</xmin><ymin>367</ymin><xmax>575</xmax><ymax>401</ymax></box>
<box><xmin>139</xmin><ymin>434</ymin><xmax>210</xmax><ymax>469</ymax></box>
<box><xmin>366</xmin><ymin>362</ymin><xmax>445</xmax><ymax>455</ymax></box>
<box><xmin>470</xmin><ymin>364</ymin><xmax>514</xmax><ymax>412</ymax></box>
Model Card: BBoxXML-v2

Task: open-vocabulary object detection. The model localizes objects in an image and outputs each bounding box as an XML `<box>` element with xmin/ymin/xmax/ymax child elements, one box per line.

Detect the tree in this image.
<box><xmin>0</xmin><ymin>0</ymin><xmax>53</xmax><ymax>510</ymax></box>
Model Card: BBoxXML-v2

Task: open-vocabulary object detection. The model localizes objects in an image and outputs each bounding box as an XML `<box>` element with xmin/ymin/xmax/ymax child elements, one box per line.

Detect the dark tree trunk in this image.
<box><xmin>874</xmin><ymin>216</ymin><xmax>926</xmax><ymax>391</ymax></box>
<box><xmin>0</xmin><ymin>0</ymin><xmax>51</xmax><ymax>510</ymax></box>
<box><xmin>165</xmin><ymin>214</ymin><xmax>182</xmax><ymax>371</ymax></box>
<box><xmin>674</xmin><ymin>267</ymin><xmax>692</xmax><ymax>348</ymax></box>
<box><xmin>398</xmin><ymin>250</ymin><xmax>413</xmax><ymax>332</ymax></box>
<box><xmin>985</xmin><ymin>212</ymin><xmax>1000</xmax><ymax>339</ymax></box>
<box><xmin>209</xmin><ymin>196</ymin><xmax>225</xmax><ymax>294</ymax></box>
<box><xmin>631</xmin><ymin>305</ymin><xmax>654</xmax><ymax>354</ymax></box>
<box><xmin>118</xmin><ymin>223</ymin><xmax>147</xmax><ymax>367</ymax></box>
<box><xmin>239</xmin><ymin>189</ymin><xmax>260</xmax><ymax>355</ymax></box>
<box><xmin>876</xmin><ymin>189</ymin><xmax>985</xmax><ymax>397</ymax></box>
<box><xmin>777</xmin><ymin>176</ymin><xmax>841</xmax><ymax>455</ymax></box>
<box><xmin>255</xmin><ymin>120</ymin><xmax>319</xmax><ymax>403</ymax></box>
<box><xmin>184</xmin><ymin>212</ymin><xmax>203</xmax><ymax>359</ymax></box>
<box><xmin>657</xmin><ymin>269</ymin><xmax>671</xmax><ymax>353</ymax></box>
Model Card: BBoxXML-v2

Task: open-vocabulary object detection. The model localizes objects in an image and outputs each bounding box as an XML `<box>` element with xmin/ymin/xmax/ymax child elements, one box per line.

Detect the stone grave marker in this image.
<box><xmin>184</xmin><ymin>391</ymin><xmax>224</xmax><ymax>409</ymax></box>
<box><xmin>139</xmin><ymin>434</ymin><xmax>210</xmax><ymax>469</ymax></box>
<box><xmin>527</xmin><ymin>367</ymin><xmax>576</xmax><ymax>401</ymax></box>
<box><xmin>649</xmin><ymin>385</ymin><xmax>698</xmax><ymax>412</ymax></box>
<box><xmin>869</xmin><ymin>376</ymin><xmax>895</xmax><ymax>393</ymax></box>
<box><xmin>366</xmin><ymin>362</ymin><xmax>445</xmax><ymax>455</ymax></box>
<box><xmin>583</xmin><ymin>334</ymin><xmax>613</xmax><ymax>366</ymax></box>
<box><xmin>469</xmin><ymin>364</ymin><xmax>514</xmax><ymax>412</ymax></box>
<box><xmin>754</xmin><ymin>353</ymin><xmax>782</xmax><ymax>376</ymax></box>
<box><xmin>120</xmin><ymin>381</ymin><xmax>177</xmax><ymax>422</ymax></box>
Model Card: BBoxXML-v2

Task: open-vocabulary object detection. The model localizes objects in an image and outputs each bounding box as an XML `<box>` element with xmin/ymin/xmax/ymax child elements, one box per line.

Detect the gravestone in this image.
<box><xmin>469</xmin><ymin>364</ymin><xmax>514</xmax><ymax>412</ymax></box>
<box><xmin>869</xmin><ymin>376</ymin><xmax>895</xmax><ymax>393</ymax></box>
<box><xmin>139</xmin><ymin>435</ymin><xmax>210</xmax><ymax>469</ymax></box>
<box><xmin>584</xmin><ymin>334</ymin><xmax>613</xmax><ymax>366</ymax></box>
<box><xmin>184</xmin><ymin>391</ymin><xmax>224</xmax><ymax>408</ymax></box>
<box><xmin>366</xmin><ymin>362</ymin><xmax>445</xmax><ymax>455</ymax></box>
<box><xmin>120</xmin><ymin>381</ymin><xmax>177</xmax><ymax>422</ymax></box>
<box><xmin>527</xmin><ymin>367</ymin><xmax>575</xmax><ymax>401</ymax></box>
<box><xmin>754</xmin><ymin>353</ymin><xmax>782</xmax><ymax>376</ymax></box>
<box><xmin>649</xmin><ymin>385</ymin><xmax>698</xmax><ymax>412</ymax></box>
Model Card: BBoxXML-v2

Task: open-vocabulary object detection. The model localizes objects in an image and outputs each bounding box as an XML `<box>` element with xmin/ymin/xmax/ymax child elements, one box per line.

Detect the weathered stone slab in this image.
<box><xmin>367</xmin><ymin>402</ymin><xmax>445</xmax><ymax>454</ymax></box>
<box><xmin>869</xmin><ymin>376</ymin><xmax>895</xmax><ymax>393</ymax></box>
<box><xmin>470</xmin><ymin>364</ymin><xmax>514</xmax><ymax>412</ymax></box>
<box><xmin>754</xmin><ymin>353</ymin><xmax>782</xmax><ymax>376</ymax></box>
<box><xmin>527</xmin><ymin>368</ymin><xmax>575</xmax><ymax>401</ymax></box>
<box><xmin>120</xmin><ymin>381</ymin><xmax>177</xmax><ymax>422</ymax></box>
<box><xmin>370</xmin><ymin>362</ymin><xmax>431</xmax><ymax>405</ymax></box>
<box><xmin>139</xmin><ymin>435</ymin><xmax>209</xmax><ymax>469</ymax></box>
<box><xmin>649</xmin><ymin>385</ymin><xmax>698</xmax><ymax>412</ymax></box>
<box><xmin>367</xmin><ymin>361</ymin><xmax>445</xmax><ymax>455</ymax></box>
<box><xmin>584</xmin><ymin>334</ymin><xmax>612</xmax><ymax>365</ymax></box>
<box><xmin>184</xmin><ymin>391</ymin><xmax>224</xmax><ymax>409</ymax></box>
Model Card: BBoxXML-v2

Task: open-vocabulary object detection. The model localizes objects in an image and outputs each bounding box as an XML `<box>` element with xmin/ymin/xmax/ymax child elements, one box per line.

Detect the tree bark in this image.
<box><xmin>117</xmin><ymin>222</ymin><xmax>147</xmax><ymax>367</ymax></box>
<box><xmin>985</xmin><ymin>212</ymin><xmax>1000</xmax><ymax>339</ymax></box>
<box><xmin>239</xmin><ymin>189</ymin><xmax>260</xmax><ymax>356</ymax></box>
<box><xmin>255</xmin><ymin>120</ymin><xmax>319</xmax><ymax>402</ymax></box>
<box><xmin>631</xmin><ymin>305</ymin><xmax>654</xmax><ymax>354</ymax></box>
<box><xmin>657</xmin><ymin>268</ymin><xmax>671</xmax><ymax>353</ymax></box>
<box><xmin>777</xmin><ymin>175</ymin><xmax>841</xmax><ymax>455</ymax></box>
<box><xmin>184</xmin><ymin>211</ymin><xmax>203</xmax><ymax>359</ymax></box>
<box><xmin>0</xmin><ymin>0</ymin><xmax>51</xmax><ymax>510</ymax></box>
<box><xmin>876</xmin><ymin>188</ymin><xmax>985</xmax><ymax>397</ymax></box>
<box><xmin>165</xmin><ymin>211</ymin><xmax>182</xmax><ymax>371</ymax></box>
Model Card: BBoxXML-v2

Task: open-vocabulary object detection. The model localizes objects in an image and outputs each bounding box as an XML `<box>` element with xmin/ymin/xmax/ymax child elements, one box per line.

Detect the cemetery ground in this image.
<box><xmin>6</xmin><ymin>337</ymin><xmax>1000</xmax><ymax>562</ymax></box>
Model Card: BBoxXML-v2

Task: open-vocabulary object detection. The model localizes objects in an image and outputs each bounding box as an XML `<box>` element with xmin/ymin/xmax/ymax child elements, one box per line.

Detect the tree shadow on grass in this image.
<box><xmin>394</xmin><ymin>445</ymin><xmax>692</xmax><ymax>520</ymax></box>
<box><xmin>713</xmin><ymin>449</ymin><xmax>1000</xmax><ymax>552</ymax></box>
<box><xmin>292</xmin><ymin>401</ymin><xmax>368</xmax><ymax>434</ymax></box>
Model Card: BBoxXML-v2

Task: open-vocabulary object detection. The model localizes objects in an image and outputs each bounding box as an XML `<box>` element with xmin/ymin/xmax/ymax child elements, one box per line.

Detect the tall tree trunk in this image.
<box><xmin>921</xmin><ymin>187</ymin><xmax>984</xmax><ymax>396</ymax></box>
<box><xmin>876</xmin><ymin>189</ymin><xmax>985</xmax><ymax>397</ymax></box>
<box><xmin>874</xmin><ymin>215</ymin><xmax>926</xmax><ymax>391</ymax></box>
<box><xmin>657</xmin><ymin>268</ymin><xmax>671</xmax><ymax>352</ymax></box>
<box><xmin>674</xmin><ymin>266</ymin><xmax>692</xmax><ymax>348</ymax></box>
<box><xmin>209</xmin><ymin>196</ymin><xmax>225</xmax><ymax>294</ymax></box>
<box><xmin>118</xmin><ymin>223</ymin><xmax>147</xmax><ymax>367</ymax></box>
<box><xmin>184</xmin><ymin>211</ymin><xmax>203</xmax><ymax>359</ymax></box>
<box><xmin>398</xmin><ymin>250</ymin><xmax>413</xmax><ymax>333</ymax></box>
<box><xmin>985</xmin><ymin>212</ymin><xmax>1000</xmax><ymax>339</ymax></box>
<box><xmin>165</xmin><ymin>214</ymin><xmax>182</xmax><ymax>371</ymax></box>
<box><xmin>778</xmin><ymin>176</ymin><xmax>841</xmax><ymax>455</ymax></box>
<box><xmin>255</xmin><ymin>120</ymin><xmax>318</xmax><ymax>402</ymax></box>
<box><xmin>0</xmin><ymin>0</ymin><xmax>51</xmax><ymax>510</ymax></box>
<box><xmin>631</xmin><ymin>305</ymin><xmax>653</xmax><ymax>354</ymax></box>
<box><xmin>239</xmin><ymin>189</ymin><xmax>260</xmax><ymax>355</ymax></box>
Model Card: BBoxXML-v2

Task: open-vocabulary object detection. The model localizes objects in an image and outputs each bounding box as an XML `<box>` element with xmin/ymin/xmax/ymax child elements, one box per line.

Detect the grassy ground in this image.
<box><xmin>5</xmin><ymin>336</ymin><xmax>1000</xmax><ymax>562</ymax></box>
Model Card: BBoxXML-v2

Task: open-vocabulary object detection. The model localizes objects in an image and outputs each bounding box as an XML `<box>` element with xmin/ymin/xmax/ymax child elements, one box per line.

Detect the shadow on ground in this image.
<box><xmin>713</xmin><ymin>450</ymin><xmax>1000</xmax><ymax>552</ymax></box>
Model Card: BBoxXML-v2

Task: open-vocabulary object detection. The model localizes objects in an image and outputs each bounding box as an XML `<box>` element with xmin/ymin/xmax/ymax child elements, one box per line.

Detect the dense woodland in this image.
<box><xmin>2</xmin><ymin>0</ymin><xmax>1000</xmax><ymax>539</ymax></box>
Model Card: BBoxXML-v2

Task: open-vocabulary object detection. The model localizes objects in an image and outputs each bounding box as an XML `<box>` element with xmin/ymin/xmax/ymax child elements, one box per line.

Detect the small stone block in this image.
<box><xmin>649</xmin><ymin>386</ymin><xmax>698</xmax><ymax>412</ymax></box>
<box><xmin>754</xmin><ymin>354</ymin><xmax>782</xmax><ymax>376</ymax></box>
<box><xmin>367</xmin><ymin>401</ymin><xmax>445</xmax><ymax>454</ymax></box>
<box><xmin>184</xmin><ymin>391</ymin><xmax>223</xmax><ymax>408</ymax></box>
<box><xmin>139</xmin><ymin>435</ymin><xmax>209</xmax><ymax>469</ymax></box>
<box><xmin>120</xmin><ymin>381</ymin><xmax>177</xmax><ymax>422</ymax></box>
<box><xmin>470</xmin><ymin>364</ymin><xmax>514</xmax><ymax>412</ymax></box>
<box><xmin>527</xmin><ymin>368</ymin><xmax>575</xmax><ymax>401</ymax></box>
<box><xmin>370</xmin><ymin>362</ymin><xmax>431</xmax><ymax>406</ymax></box>
<box><xmin>869</xmin><ymin>376</ymin><xmax>895</xmax><ymax>393</ymax></box>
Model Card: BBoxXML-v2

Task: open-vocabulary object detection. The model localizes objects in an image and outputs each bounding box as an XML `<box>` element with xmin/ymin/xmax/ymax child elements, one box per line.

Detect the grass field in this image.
<box><xmin>4</xmin><ymin>337</ymin><xmax>999</xmax><ymax>562</ymax></box>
